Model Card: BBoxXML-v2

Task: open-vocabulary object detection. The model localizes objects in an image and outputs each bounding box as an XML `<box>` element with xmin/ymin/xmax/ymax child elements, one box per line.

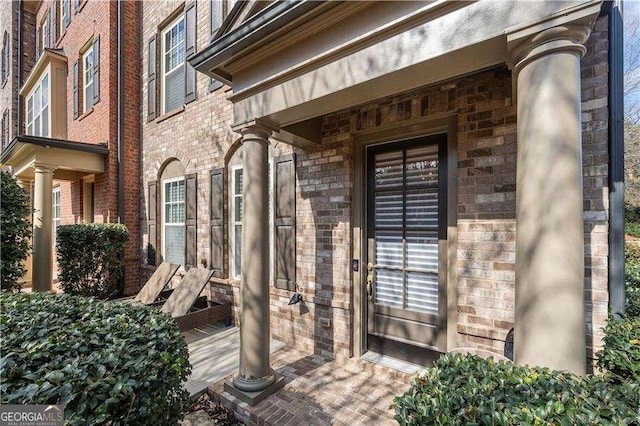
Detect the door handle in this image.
<box><xmin>367</xmin><ymin>275</ymin><xmax>373</xmax><ymax>301</ymax></box>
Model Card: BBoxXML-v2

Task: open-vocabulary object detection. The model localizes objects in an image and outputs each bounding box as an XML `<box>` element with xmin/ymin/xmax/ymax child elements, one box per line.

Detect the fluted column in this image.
<box><xmin>510</xmin><ymin>25</ymin><xmax>591</xmax><ymax>375</ymax></box>
<box><xmin>233</xmin><ymin>124</ymin><xmax>275</xmax><ymax>392</ymax></box>
<box><xmin>32</xmin><ymin>164</ymin><xmax>56</xmax><ymax>292</ymax></box>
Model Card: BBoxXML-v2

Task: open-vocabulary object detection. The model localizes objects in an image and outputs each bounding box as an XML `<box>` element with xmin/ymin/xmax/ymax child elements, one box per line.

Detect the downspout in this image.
<box><xmin>607</xmin><ymin>0</ymin><xmax>625</xmax><ymax>317</ymax></box>
<box><xmin>17</xmin><ymin>1</ymin><xmax>23</xmax><ymax>135</ymax></box>
<box><xmin>116</xmin><ymin>0</ymin><xmax>125</xmax><ymax>295</ymax></box>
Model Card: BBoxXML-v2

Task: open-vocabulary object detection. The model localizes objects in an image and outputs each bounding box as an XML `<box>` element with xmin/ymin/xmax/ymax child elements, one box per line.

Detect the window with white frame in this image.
<box><xmin>42</xmin><ymin>16</ymin><xmax>49</xmax><ymax>50</ymax></box>
<box><xmin>26</xmin><ymin>73</ymin><xmax>49</xmax><ymax>137</ymax></box>
<box><xmin>230</xmin><ymin>163</ymin><xmax>274</xmax><ymax>279</ymax></box>
<box><xmin>83</xmin><ymin>45</ymin><xmax>94</xmax><ymax>112</ymax></box>
<box><xmin>52</xmin><ymin>187</ymin><xmax>61</xmax><ymax>247</ymax></box>
<box><xmin>60</xmin><ymin>0</ymin><xmax>69</xmax><ymax>32</ymax></box>
<box><xmin>163</xmin><ymin>177</ymin><xmax>186</xmax><ymax>266</ymax></box>
<box><xmin>161</xmin><ymin>15</ymin><xmax>185</xmax><ymax>114</ymax></box>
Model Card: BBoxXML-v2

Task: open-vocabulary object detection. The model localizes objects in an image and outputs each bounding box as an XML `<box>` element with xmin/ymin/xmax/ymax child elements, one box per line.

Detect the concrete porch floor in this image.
<box><xmin>199</xmin><ymin>340</ymin><xmax>414</xmax><ymax>425</ymax></box>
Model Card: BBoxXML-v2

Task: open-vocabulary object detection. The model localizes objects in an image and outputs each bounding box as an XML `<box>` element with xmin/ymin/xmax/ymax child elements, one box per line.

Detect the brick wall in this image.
<box><xmin>31</xmin><ymin>0</ymin><xmax>140</xmax><ymax>293</ymax></box>
<box><xmin>139</xmin><ymin>2</ymin><xmax>610</xmax><ymax>364</ymax></box>
<box><xmin>140</xmin><ymin>0</ymin><xmax>240</xmax><ymax>308</ymax></box>
<box><xmin>0</xmin><ymin>1</ymin><xmax>19</xmax><ymax>146</ymax></box>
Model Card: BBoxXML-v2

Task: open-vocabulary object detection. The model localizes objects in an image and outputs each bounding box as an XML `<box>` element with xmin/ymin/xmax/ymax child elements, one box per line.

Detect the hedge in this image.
<box><xmin>0</xmin><ymin>171</ymin><xmax>32</xmax><ymax>291</ymax></box>
<box><xmin>596</xmin><ymin>315</ymin><xmax>640</xmax><ymax>383</ymax></box>
<box><xmin>393</xmin><ymin>354</ymin><xmax>640</xmax><ymax>425</ymax></box>
<box><xmin>0</xmin><ymin>292</ymin><xmax>192</xmax><ymax>425</ymax></box>
<box><xmin>56</xmin><ymin>223</ymin><xmax>129</xmax><ymax>298</ymax></box>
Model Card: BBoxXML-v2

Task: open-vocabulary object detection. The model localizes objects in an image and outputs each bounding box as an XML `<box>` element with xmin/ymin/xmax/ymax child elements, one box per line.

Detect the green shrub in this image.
<box><xmin>626</xmin><ymin>243</ymin><xmax>640</xmax><ymax>317</ymax></box>
<box><xmin>56</xmin><ymin>223</ymin><xmax>129</xmax><ymax>298</ymax></box>
<box><xmin>626</xmin><ymin>205</ymin><xmax>640</xmax><ymax>237</ymax></box>
<box><xmin>596</xmin><ymin>315</ymin><xmax>640</xmax><ymax>383</ymax></box>
<box><xmin>0</xmin><ymin>171</ymin><xmax>32</xmax><ymax>292</ymax></box>
<box><xmin>393</xmin><ymin>354</ymin><xmax>640</xmax><ymax>426</ymax></box>
<box><xmin>0</xmin><ymin>292</ymin><xmax>191</xmax><ymax>425</ymax></box>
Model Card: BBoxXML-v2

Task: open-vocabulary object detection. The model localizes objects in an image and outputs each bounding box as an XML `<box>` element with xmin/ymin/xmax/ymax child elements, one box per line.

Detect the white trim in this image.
<box><xmin>82</xmin><ymin>45</ymin><xmax>94</xmax><ymax>113</ymax></box>
<box><xmin>52</xmin><ymin>186</ymin><xmax>61</xmax><ymax>247</ymax></box>
<box><xmin>161</xmin><ymin>176</ymin><xmax>186</xmax><ymax>266</ymax></box>
<box><xmin>161</xmin><ymin>14</ymin><xmax>185</xmax><ymax>114</ymax></box>
<box><xmin>229</xmin><ymin>161</ymin><xmax>275</xmax><ymax>281</ymax></box>
<box><xmin>230</xmin><ymin>164</ymin><xmax>242</xmax><ymax>279</ymax></box>
<box><xmin>25</xmin><ymin>72</ymin><xmax>50</xmax><ymax>137</ymax></box>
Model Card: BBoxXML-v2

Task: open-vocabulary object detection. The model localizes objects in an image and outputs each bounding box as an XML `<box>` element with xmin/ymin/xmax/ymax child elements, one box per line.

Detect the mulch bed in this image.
<box><xmin>186</xmin><ymin>392</ymin><xmax>244</xmax><ymax>425</ymax></box>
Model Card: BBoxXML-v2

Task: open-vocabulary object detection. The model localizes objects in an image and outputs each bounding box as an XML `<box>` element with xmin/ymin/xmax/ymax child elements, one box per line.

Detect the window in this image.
<box><xmin>163</xmin><ymin>177</ymin><xmax>186</xmax><ymax>266</ymax></box>
<box><xmin>82</xmin><ymin>46</ymin><xmax>94</xmax><ymax>112</ymax></box>
<box><xmin>61</xmin><ymin>0</ymin><xmax>70</xmax><ymax>32</ymax></box>
<box><xmin>42</xmin><ymin>14</ymin><xmax>50</xmax><ymax>51</ymax></box>
<box><xmin>1</xmin><ymin>109</ymin><xmax>9</xmax><ymax>149</ymax></box>
<box><xmin>230</xmin><ymin>163</ymin><xmax>274</xmax><ymax>279</ymax></box>
<box><xmin>230</xmin><ymin>166</ymin><xmax>243</xmax><ymax>278</ymax></box>
<box><xmin>52</xmin><ymin>187</ymin><xmax>61</xmax><ymax>247</ymax></box>
<box><xmin>1</xmin><ymin>31</ymin><xmax>8</xmax><ymax>85</ymax></box>
<box><xmin>162</xmin><ymin>16</ymin><xmax>185</xmax><ymax>114</ymax></box>
<box><xmin>26</xmin><ymin>73</ymin><xmax>49</xmax><ymax>137</ymax></box>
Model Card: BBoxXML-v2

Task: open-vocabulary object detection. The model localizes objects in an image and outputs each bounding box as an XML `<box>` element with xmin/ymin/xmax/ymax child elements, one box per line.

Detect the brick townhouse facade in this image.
<box><xmin>142</xmin><ymin>0</ymin><xmax>624</xmax><ymax>401</ymax></box>
<box><xmin>1</xmin><ymin>0</ymin><xmax>141</xmax><ymax>294</ymax></box>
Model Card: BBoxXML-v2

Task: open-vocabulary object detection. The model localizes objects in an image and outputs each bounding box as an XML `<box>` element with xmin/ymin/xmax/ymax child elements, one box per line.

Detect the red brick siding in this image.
<box><xmin>32</xmin><ymin>0</ymin><xmax>140</xmax><ymax>293</ymax></box>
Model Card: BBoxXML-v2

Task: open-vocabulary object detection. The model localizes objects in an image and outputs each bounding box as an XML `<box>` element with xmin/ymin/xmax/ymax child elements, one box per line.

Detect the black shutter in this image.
<box><xmin>148</xmin><ymin>181</ymin><xmax>158</xmax><ymax>266</ymax></box>
<box><xmin>274</xmin><ymin>154</ymin><xmax>296</xmax><ymax>290</ymax></box>
<box><xmin>73</xmin><ymin>60</ymin><xmax>78</xmax><ymax>118</ymax></box>
<box><xmin>92</xmin><ymin>36</ymin><xmax>100</xmax><ymax>105</ymax></box>
<box><xmin>185</xmin><ymin>173</ymin><xmax>198</xmax><ymax>270</ymax></box>
<box><xmin>63</xmin><ymin>0</ymin><xmax>70</xmax><ymax>29</ymax></box>
<box><xmin>73</xmin><ymin>0</ymin><xmax>79</xmax><ymax>14</ymax></box>
<box><xmin>209</xmin><ymin>168</ymin><xmax>224</xmax><ymax>277</ymax></box>
<box><xmin>51</xmin><ymin>1</ymin><xmax>57</xmax><ymax>45</ymax></box>
<box><xmin>147</xmin><ymin>35</ymin><xmax>157</xmax><ymax>121</ymax></box>
<box><xmin>184</xmin><ymin>1</ymin><xmax>197</xmax><ymax>104</ymax></box>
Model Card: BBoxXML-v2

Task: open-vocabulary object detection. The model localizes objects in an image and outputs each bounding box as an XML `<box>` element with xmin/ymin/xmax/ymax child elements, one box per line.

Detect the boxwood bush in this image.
<box><xmin>393</xmin><ymin>354</ymin><xmax>640</xmax><ymax>425</ymax></box>
<box><xmin>56</xmin><ymin>223</ymin><xmax>129</xmax><ymax>298</ymax></box>
<box><xmin>0</xmin><ymin>292</ymin><xmax>192</xmax><ymax>425</ymax></box>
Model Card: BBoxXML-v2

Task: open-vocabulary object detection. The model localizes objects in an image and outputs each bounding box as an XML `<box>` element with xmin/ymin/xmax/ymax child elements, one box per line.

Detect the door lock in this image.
<box><xmin>366</xmin><ymin>275</ymin><xmax>374</xmax><ymax>301</ymax></box>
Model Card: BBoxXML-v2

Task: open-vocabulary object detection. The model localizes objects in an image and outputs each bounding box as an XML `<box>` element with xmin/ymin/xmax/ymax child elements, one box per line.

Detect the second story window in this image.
<box><xmin>42</xmin><ymin>14</ymin><xmax>50</xmax><ymax>50</ymax></box>
<box><xmin>1</xmin><ymin>32</ymin><xmax>8</xmax><ymax>86</ymax></box>
<box><xmin>26</xmin><ymin>73</ymin><xmax>49</xmax><ymax>137</ymax></box>
<box><xmin>161</xmin><ymin>16</ymin><xmax>185</xmax><ymax>114</ymax></box>
<box><xmin>83</xmin><ymin>46</ymin><xmax>94</xmax><ymax>112</ymax></box>
<box><xmin>60</xmin><ymin>0</ymin><xmax>71</xmax><ymax>33</ymax></box>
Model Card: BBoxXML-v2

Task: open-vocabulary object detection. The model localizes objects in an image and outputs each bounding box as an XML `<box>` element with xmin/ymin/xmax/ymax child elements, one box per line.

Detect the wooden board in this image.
<box><xmin>135</xmin><ymin>262</ymin><xmax>180</xmax><ymax>304</ymax></box>
<box><xmin>161</xmin><ymin>268</ymin><xmax>214</xmax><ymax>317</ymax></box>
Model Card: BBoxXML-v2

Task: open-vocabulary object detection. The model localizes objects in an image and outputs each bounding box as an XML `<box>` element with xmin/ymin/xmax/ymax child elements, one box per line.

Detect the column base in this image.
<box><xmin>225</xmin><ymin>372</ymin><xmax>285</xmax><ymax>406</ymax></box>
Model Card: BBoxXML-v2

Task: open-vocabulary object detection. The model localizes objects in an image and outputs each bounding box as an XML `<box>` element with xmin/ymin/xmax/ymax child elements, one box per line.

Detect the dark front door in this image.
<box><xmin>365</xmin><ymin>134</ymin><xmax>447</xmax><ymax>365</ymax></box>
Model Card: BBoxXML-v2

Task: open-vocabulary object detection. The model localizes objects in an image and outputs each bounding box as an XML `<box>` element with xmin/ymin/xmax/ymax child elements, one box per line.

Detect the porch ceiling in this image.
<box><xmin>191</xmin><ymin>0</ymin><xmax>603</xmax><ymax>143</ymax></box>
<box><xmin>0</xmin><ymin>135</ymin><xmax>108</xmax><ymax>181</ymax></box>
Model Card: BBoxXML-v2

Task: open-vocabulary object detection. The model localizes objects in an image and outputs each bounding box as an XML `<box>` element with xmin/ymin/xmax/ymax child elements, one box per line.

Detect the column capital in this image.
<box><xmin>32</xmin><ymin>162</ymin><xmax>58</xmax><ymax>173</ymax></box>
<box><xmin>508</xmin><ymin>24</ymin><xmax>591</xmax><ymax>75</ymax></box>
<box><xmin>233</xmin><ymin>118</ymin><xmax>280</xmax><ymax>144</ymax></box>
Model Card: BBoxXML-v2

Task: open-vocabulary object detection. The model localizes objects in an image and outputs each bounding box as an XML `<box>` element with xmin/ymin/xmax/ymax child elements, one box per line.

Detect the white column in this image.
<box><xmin>32</xmin><ymin>164</ymin><xmax>56</xmax><ymax>292</ymax></box>
<box><xmin>511</xmin><ymin>25</ymin><xmax>590</xmax><ymax>374</ymax></box>
<box><xmin>233</xmin><ymin>124</ymin><xmax>275</xmax><ymax>392</ymax></box>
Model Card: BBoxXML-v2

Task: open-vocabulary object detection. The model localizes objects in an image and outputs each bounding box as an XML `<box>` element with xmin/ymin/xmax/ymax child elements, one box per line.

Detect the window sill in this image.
<box><xmin>77</xmin><ymin>107</ymin><xmax>94</xmax><ymax>121</ymax></box>
<box><xmin>155</xmin><ymin>106</ymin><xmax>185</xmax><ymax>123</ymax></box>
